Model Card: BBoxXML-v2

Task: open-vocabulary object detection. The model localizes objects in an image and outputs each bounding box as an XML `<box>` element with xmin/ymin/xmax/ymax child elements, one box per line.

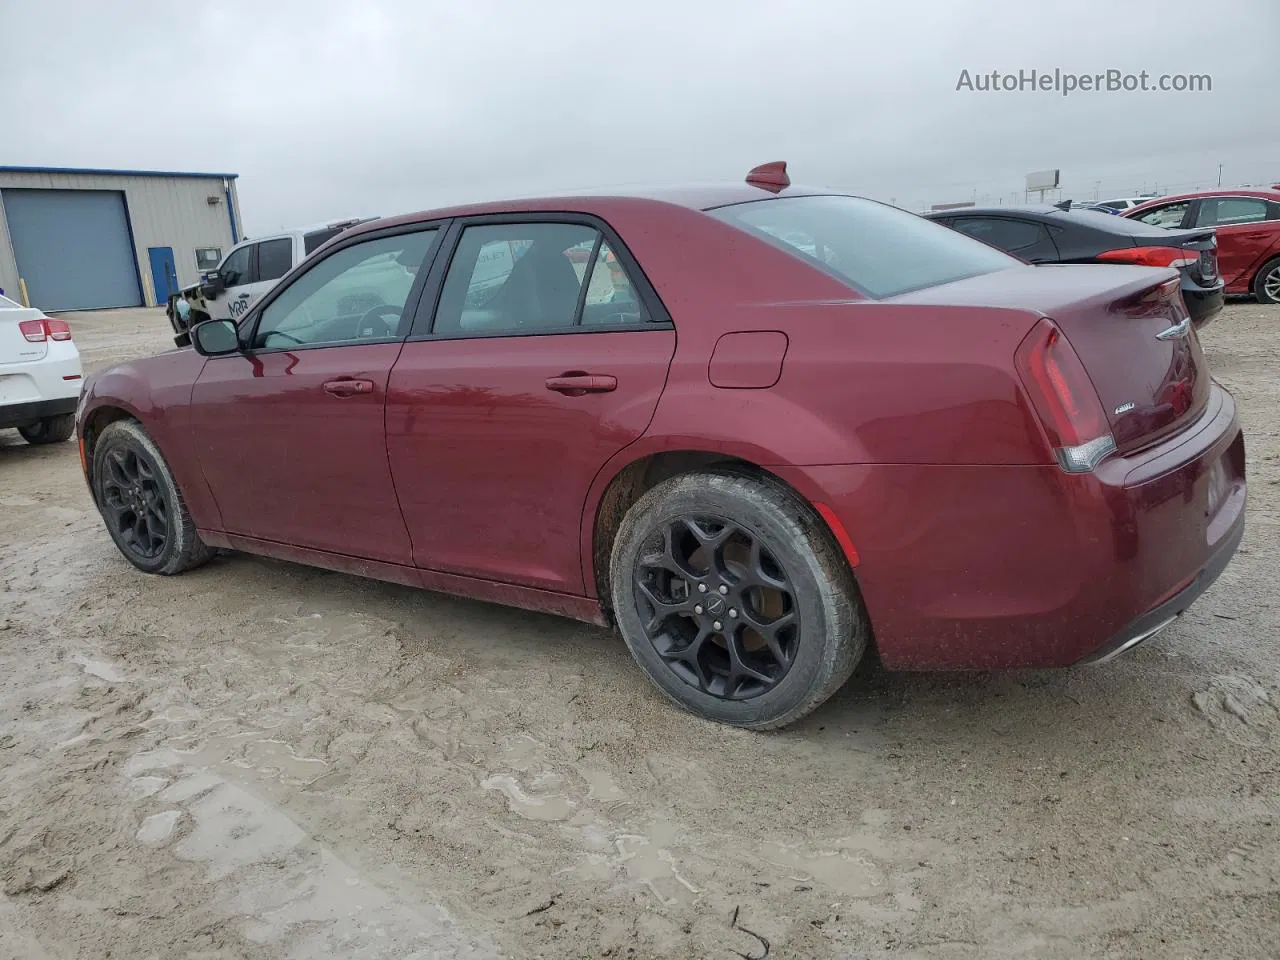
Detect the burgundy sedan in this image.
<box><xmin>77</xmin><ymin>164</ymin><xmax>1247</xmax><ymax>729</ymax></box>
<box><xmin>1125</xmin><ymin>188</ymin><xmax>1280</xmax><ymax>303</ymax></box>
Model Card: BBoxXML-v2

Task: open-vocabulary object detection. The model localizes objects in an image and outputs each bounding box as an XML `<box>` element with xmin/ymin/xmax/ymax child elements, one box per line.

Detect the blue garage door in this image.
<box><xmin>2</xmin><ymin>188</ymin><xmax>143</xmax><ymax>311</ymax></box>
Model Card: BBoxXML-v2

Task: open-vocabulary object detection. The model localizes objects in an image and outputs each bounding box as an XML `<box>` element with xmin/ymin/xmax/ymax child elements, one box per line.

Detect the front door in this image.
<box><xmin>147</xmin><ymin>246</ymin><xmax>178</xmax><ymax>304</ymax></box>
<box><xmin>189</xmin><ymin>227</ymin><xmax>440</xmax><ymax>563</ymax></box>
<box><xmin>387</xmin><ymin>219</ymin><xmax>675</xmax><ymax>593</ymax></box>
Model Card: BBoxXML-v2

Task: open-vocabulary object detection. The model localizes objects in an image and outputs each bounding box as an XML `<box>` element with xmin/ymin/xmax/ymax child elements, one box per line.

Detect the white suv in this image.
<box><xmin>0</xmin><ymin>293</ymin><xmax>83</xmax><ymax>444</ymax></box>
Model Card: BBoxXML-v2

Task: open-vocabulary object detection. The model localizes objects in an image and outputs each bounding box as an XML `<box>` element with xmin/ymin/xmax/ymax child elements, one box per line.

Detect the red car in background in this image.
<box><xmin>76</xmin><ymin>164</ymin><xmax>1246</xmax><ymax>729</ymax></box>
<box><xmin>1125</xmin><ymin>188</ymin><xmax>1280</xmax><ymax>303</ymax></box>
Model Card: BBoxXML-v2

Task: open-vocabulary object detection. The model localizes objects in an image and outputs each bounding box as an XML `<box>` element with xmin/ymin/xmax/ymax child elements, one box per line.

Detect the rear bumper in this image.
<box><xmin>775</xmin><ymin>382</ymin><xmax>1246</xmax><ymax>670</ymax></box>
<box><xmin>0</xmin><ymin>396</ymin><xmax>78</xmax><ymax>429</ymax></box>
<box><xmin>1076</xmin><ymin>514</ymin><xmax>1243</xmax><ymax>663</ymax></box>
<box><xmin>1184</xmin><ymin>282</ymin><xmax>1224</xmax><ymax>329</ymax></box>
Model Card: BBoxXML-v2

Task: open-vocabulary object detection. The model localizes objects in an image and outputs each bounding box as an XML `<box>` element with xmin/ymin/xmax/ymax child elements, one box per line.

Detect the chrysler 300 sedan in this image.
<box><xmin>77</xmin><ymin>164</ymin><xmax>1247</xmax><ymax>729</ymax></box>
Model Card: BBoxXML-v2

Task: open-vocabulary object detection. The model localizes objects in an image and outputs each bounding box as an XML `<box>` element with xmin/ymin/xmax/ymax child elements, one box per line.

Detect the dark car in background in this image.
<box><xmin>1124</xmin><ymin>189</ymin><xmax>1280</xmax><ymax>304</ymax></box>
<box><xmin>925</xmin><ymin>204</ymin><xmax>1225</xmax><ymax>328</ymax></box>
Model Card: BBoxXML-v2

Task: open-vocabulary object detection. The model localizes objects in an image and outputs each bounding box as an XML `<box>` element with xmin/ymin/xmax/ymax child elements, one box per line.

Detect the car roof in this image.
<box><xmin>340</xmin><ymin>182</ymin><xmax>830</xmax><ymax>239</ymax></box>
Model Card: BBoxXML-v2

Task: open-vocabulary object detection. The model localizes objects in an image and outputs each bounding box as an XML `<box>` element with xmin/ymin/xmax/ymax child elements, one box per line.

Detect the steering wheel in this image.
<box><xmin>357</xmin><ymin>304</ymin><xmax>403</xmax><ymax>338</ymax></box>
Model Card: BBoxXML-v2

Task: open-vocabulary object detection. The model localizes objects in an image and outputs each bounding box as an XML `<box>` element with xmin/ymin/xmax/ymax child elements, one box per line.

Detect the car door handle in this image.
<box><xmin>323</xmin><ymin>378</ymin><xmax>375</xmax><ymax>397</ymax></box>
<box><xmin>545</xmin><ymin>374</ymin><xmax>617</xmax><ymax>395</ymax></box>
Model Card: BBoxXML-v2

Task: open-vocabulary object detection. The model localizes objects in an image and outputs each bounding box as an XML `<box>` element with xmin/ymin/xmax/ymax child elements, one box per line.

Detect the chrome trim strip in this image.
<box><xmin>1089</xmin><ymin>615</ymin><xmax>1179</xmax><ymax>664</ymax></box>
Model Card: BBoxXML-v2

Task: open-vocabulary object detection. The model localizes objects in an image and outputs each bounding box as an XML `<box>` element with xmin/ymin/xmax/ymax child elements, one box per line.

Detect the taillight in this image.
<box><xmin>1096</xmin><ymin>246</ymin><xmax>1197</xmax><ymax>269</ymax></box>
<box><xmin>45</xmin><ymin>318</ymin><xmax>72</xmax><ymax>341</ymax></box>
<box><xmin>1015</xmin><ymin>318</ymin><xmax>1116</xmax><ymax>473</ymax></box>
<box><xmin>16</xmin><ymin>317</ymin><xmax>72</xmax><ymax>342</ymax></box>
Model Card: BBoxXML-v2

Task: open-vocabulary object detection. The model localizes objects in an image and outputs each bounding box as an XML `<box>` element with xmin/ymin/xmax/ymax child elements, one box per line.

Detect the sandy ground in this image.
<box><xmin>1</xmin><ymin>303</ymin><xmax>1277</xmax><ymax>960</ymax></box>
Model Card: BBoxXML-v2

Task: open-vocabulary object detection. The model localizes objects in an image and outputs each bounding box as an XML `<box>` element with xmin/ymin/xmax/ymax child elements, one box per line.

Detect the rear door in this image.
<box><xmin>1192</xmin><ymin>196</ymin><xmax>1280</xmax><ymax>288</ymax></box>
<box><xmin>386</xmin><ymin>217</ymin><xmax>675</xmax><ymax>594</ymax></box>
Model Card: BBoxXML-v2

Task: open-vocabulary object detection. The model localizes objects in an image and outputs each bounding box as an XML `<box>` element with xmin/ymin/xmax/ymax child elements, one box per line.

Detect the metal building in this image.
<box><xmin>0</xmin><ymin>165</ymin><xmax>243</xmax><ymax>312</ymax></box>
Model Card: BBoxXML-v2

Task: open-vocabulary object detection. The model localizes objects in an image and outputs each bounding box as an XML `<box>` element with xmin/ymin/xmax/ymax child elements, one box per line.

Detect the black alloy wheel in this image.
<box><xmin>91</xmin><ymin>419</ymin><xmax>212</xmax><ymax>576</ymax></box>
<box><xmin>99</xmin><ymin>445</ymin><xmax>171</xmax><ymax>562</ymax></box>
<box><xmin>635</xmin><ymin>516</ymin><xmax>800</xmax><ymax>700</ymax></box>
<box><xmin>610</xmin><ymin>470</ymin><xmax>868</xmax><ymax>730</ymax></box>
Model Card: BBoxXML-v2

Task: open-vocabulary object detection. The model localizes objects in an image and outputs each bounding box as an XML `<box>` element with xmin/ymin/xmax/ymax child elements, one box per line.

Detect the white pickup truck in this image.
<box><xmin>167</xmin><ymin>218</ymin><xmax>371</xmax><ymax>345</ymax></box>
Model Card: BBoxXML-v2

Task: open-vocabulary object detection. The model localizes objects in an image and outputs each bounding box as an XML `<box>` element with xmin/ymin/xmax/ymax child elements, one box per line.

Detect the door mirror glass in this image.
<box><xmin>191</xmin><ymin>318</ymin><xmax>241</xmax><ymax>356</ymax></box>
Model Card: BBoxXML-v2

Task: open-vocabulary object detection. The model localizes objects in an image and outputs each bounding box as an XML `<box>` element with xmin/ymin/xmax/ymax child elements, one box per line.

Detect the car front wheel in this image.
<box><xmin>610</xmin><ymin>470</ymin><xmax>868</xmax><ymax>729</ymax></box>
<box><xmin>91</xmin><ymin>419</ymin><xmax>213</xmax><ymax>575</ymax></box>
<box><xmin>1253</xmin><ymin>257</ymin><xmax>1280</xmax><ymax>305</ymax></box>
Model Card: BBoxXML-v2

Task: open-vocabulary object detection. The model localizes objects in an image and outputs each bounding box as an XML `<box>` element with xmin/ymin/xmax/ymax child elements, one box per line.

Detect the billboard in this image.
<box><xmin>1026</xmin><ymin>169</ymin><xmax>1060</xmax><ymax>191</ymax></box>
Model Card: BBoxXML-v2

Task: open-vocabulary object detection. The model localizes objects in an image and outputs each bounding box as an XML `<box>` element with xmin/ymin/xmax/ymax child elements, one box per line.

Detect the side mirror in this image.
<box><xmin>200</xmin><ymin>273</ymin><xmax>225</xmax><ymax>299</ymax></box>
<box><xmin>191</xmin><ymin>318</ymin><xmax>241</xmax><ymax>356</ymax></box>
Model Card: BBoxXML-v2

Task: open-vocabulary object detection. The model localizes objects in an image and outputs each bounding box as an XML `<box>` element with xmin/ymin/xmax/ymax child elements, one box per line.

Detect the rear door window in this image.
<box><xmin>256</xmin><ymin>238</ymin><xmax>294</xmax><ymax>283</ymax></box>
<box><xmin>948</xmin><ymin>217</ymin><xmax>1055</xmax><ymax>257</ymax></box>
<box><xmin>432</xmin><ymin>222</ymin><xmax>648</xmax><ymax>335</ymax></box>
<box><xmin>709</xmin><ymin>195</ymin><xmax>1018</xmax><ymax>298</ymax></box>
<box><xmin>1195</xmin><ymin>197</ymin><xmax>1270</xmax><ymax>227</ymax></box>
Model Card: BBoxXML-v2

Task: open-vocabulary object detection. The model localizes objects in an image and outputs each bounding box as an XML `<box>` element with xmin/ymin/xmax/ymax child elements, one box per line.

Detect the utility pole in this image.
<box><xmin>1217</xmin><ymin>163</ymin><xmax>1223</xmax><ymax>187</ymax></box>
<box><xmin>1094</xmin><ymin>180</ymin><xmax>1101</xmax><ymax>201</ymax></box>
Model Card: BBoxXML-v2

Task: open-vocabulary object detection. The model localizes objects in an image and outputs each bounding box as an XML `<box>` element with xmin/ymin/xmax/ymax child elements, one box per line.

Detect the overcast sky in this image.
<box><xmin>2</xmin><ymin>0</ymin><xmax>1277</xmax><ymax>234</ymax></box>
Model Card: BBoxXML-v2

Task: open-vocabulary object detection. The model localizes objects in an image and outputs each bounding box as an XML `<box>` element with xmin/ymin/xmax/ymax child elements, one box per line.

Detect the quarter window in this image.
<box><xmin>219</xmin><ymin>244</ymin><xmax>254</xmax><ymax>287</ymax></box>
<box><xmin>1134</xmin><ymin>202</ymin><xmax>1190</xmax><ymax>228</ymax></box>
<box><xmin>256</xmin><ymin>238</ymin><xmax>294</xmax><ymax>283</ymax></box>
<box><xmin>434</xmin><ymin>223</ymin><xmax>646</xmax><ymax>335</ymax></box>
<box><xmin>1195</xmin><ymin>197</ymin><xmax>1269</xmax><ymax>227</ymax></box>
<box><xmin>253</xmin><ymin>230</ymin><xmax>437</xmax><ymax>349</ymax></box>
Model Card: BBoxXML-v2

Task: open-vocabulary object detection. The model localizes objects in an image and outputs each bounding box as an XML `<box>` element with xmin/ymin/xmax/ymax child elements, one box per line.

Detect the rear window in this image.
<box><xmin>304</xmin><ymin>227</ymin><xmax>346</xmax><ymax>255</ymax></box>
<box><xmin>708</xmin><ymin>195</ymin><xmax>1018</xmax><ymax>298</ymax></box>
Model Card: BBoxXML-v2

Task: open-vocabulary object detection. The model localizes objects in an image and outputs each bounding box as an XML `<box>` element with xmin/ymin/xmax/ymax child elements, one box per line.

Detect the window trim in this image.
<box><xmin>406</xmin><ymin>212</ymin><xmax>674</xmax><ymax>342</ymax></box>
<box><xmin>229</xmin><ymin>220</ymin><xmax>450</xmax><ymax>357</ymax></box>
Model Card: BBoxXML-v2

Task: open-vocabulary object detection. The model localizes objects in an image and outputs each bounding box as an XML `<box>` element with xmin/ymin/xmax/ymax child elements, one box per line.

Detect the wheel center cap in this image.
<box><xmin>705</xmin><ymin>594</ymin><xmax>727</xmax><ymax>616</ymax></box>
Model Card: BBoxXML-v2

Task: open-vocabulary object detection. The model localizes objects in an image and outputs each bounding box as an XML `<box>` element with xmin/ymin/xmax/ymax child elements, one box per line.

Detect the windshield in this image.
<box><xmin>708</xmin><ymin>194</ymin><xmax>1019</xmax><ymax>298</ymax></box>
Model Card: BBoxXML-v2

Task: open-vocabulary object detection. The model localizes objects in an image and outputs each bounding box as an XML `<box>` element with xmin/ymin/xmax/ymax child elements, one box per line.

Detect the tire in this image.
<box><xmin>18</xmin><ymin>414</ymin><xmax>75</xmax><ymax>445</ymax></box>
<box><xmin>91</xmin><ymin>419</ymin><xmax>213</xmax><ymax>575</ymax></box>
<box><xmin>610</xmin><ymin>470</ymin><xmax>868</xmax><ymax>730</ymax></box>
<box><xmin>1252</xmin><ymin>257</ymin><xmax>1280</xmax><ymax>305</ymax></box>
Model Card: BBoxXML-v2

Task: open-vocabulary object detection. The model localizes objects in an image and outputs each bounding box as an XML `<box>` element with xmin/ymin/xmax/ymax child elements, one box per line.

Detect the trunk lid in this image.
<box><xmin>896</xmin><ymin>263</ymin><xmax>1209</xmax><ymax>453</ymax></box>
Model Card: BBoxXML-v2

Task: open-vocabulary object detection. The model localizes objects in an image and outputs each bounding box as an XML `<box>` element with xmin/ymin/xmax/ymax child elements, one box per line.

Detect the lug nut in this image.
<box><xmin>694</xmin><ymin>604</ymin><xmax>704</xmax><ymax>615</ymax></box>
<box><xmin>728</xmin><ymin>608</ymin><xmax>737</xmax><ymax>618</ymax></box>
<box><xmin>698</xmin><ymin>583</ymin><xmax>707</xmax><ymax>593</ymax></box>
<box><xmin>713</xmin><ymin>621</ymin><xmax>723</xmax><ymax>631</ymax></box>
<box><xmin>718</xmin><ymin>585</ymin><xmax>728</xmax><ymax>595</ymax></box>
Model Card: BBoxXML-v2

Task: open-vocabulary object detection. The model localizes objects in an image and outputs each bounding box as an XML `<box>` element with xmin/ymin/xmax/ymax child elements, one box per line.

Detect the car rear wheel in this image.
<box><xmin>18</xmin><ymin>414</ymin><xmax>75</xmax><ymax>445</ymax></box>
<box><xmin>92</xmin><ymin>420</ymin><xmax>213</xmax><ymax>575</ymax></box>
<box><xmin>610</xmin><ymin>470</ymin><xmax>867</xmax><ymax>729</ymax></box>
<box><xmin>1253</xmin><ymin>258</ymin><xmax>1280</xmax><ymax>305</ymax></box>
